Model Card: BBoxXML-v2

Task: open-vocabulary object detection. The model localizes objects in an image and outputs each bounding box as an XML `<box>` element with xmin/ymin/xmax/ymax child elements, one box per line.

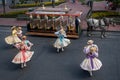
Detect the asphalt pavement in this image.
<box><xmin>0</xmin><ymin>26</ymin><xmax>120</xmax><ymax>80</ymax></box>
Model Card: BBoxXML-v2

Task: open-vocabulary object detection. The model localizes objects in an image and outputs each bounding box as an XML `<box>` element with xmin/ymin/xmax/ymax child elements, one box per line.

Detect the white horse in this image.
<box><xmin>86</xmin><ymin>17</ymin><xmax>109</xmax><ymax>38</ymax></box>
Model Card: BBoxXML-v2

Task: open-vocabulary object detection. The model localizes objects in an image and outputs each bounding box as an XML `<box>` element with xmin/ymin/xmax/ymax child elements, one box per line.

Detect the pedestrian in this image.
<box><xmin>79</xmin><ymin>10</ymin><xmax>83</xmax><ymax>25</ymax></box>
<box><xmin>80</xmin><ymin>40</ymin><xmax>102</xmax><ymax>76</ymax></box>
<box><xmin>72</xmin><ymin>0</ymin><xmax>75</xmax><ymax>3</ymax></box>
<box><xmin>105</xmin><ymin>1</ymin><xmax>109</xmax><ymax>9</ymax></box>
<box><xmin>54</xmin><ymin>26</ymin><xmax>71</xmax><ymax>53</ymax></box>
<box><xmin>79</xmin><ymin>10</ymin><xmax>83</xmax><ymax>16</ymax></box>
<box><xmin>5</xmin><ymin>26</ymin><xmax>21</xmax><ymax>46</ymax></box>
<box><xmin>12</xmin><ymin>42</ymin><xmax>34</xmax><ymax>68</ymax></box>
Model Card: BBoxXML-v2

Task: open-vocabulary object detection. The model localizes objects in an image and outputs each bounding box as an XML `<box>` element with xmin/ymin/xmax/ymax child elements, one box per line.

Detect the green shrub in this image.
<box><xmin>10</xmin><ymin>0</ymin><xmax>65</xmax><ymax>8</ymax></box>
<box><xmin>10</xmin><ymin>3</ymin><xmax>39</xmax><ymax>8</ymax></box>
<box><xmin>0</xmin><ymin>10</ymin><xmax>27</xmax><ymax>18</ymax></box>
<box><xmin>91</xmin><ymin>11</ymin><xmax>120</xmax><ymax>18</ymax></box>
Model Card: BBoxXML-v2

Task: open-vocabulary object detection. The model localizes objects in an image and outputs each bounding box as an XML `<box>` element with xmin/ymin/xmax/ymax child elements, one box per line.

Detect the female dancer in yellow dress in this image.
<box><xmin>80</xmin><ymin>40</ymin><xmax>102</xmax><ymax>76</ymax></box>
<box><xmin>5</xmin><ymin>26</ymin><xmax>21</xmax><ymax>45</ymax></box>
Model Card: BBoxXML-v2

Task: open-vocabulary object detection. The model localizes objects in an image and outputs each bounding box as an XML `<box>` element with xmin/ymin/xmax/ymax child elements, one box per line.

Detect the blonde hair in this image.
<box><xmin>90</xmin><ymin>46</ymin><xmax>97</xmax><ymax>52</ymax></box>
<box><xmin>11</xmin><ymin>26</ymin><xmax>16</xmax><ymax>30</ymax></box>
<box><xmin>87</xmin><ymin>40</ymin><xmax>94</xmax><ymax>44</ymax></box>
<box><xmin>22</xmin><ymin>36</ymin><xmax>27</xmax><ymax>40</ymax></box>
<box><xmin>18</xmin><ymin>27</ymin><xmax>22</xmax><ymax>30</ymax></box>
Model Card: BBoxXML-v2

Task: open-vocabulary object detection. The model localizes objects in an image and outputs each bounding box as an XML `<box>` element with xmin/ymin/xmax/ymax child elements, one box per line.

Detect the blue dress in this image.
<box><xmin>54</xmin><ymin>31</ymin><xmax>70</xmax><ymax>48</ymax></box>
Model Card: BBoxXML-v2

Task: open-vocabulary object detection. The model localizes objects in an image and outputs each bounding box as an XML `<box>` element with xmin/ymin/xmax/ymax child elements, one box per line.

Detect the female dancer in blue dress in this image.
<box><xmin>54</xmin><ymin>26</ymin><xmax>70</xmax><ymax>52</ymax></box>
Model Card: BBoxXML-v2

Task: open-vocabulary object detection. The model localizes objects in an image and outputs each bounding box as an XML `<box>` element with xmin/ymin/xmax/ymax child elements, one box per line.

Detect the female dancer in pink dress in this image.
<box><xmin>12</xmin><ymin>42</ymin><xmax>34</xmax><ymax>68</ymax></box>
<box><xmin>15</xmin><ymin>36</ymin><xmax>33</xmax><ymax>49</ymax></box>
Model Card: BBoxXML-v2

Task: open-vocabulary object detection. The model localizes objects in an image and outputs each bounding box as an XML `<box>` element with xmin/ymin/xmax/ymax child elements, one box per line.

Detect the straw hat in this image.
<box><xmin>11</xmin><ymin>26</ymin><xmax>16</xmax><ymax>30</ymax></box>
<box><xmin>18</xmin><ymin>27</ymin><xmax>22</xmax><ymax>30</ymax></box>
<box><xmin>87</xmin><ymin>40</ymin><xmax>94</xmax><ymax>44</ymax></box>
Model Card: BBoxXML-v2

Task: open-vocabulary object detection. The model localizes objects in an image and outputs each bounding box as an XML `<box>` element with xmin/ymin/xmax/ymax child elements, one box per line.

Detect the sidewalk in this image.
<box><xmin>0</xmin><ymin>1</ymin><xmax>119</xmax><ymax>31</ymax></box>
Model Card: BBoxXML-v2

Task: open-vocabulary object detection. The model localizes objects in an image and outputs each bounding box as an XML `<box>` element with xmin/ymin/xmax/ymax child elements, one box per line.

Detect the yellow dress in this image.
<box><xmin>5</xmin><ymin>30</ymin><xmax>21</xmax><ymax>45</ymax></box>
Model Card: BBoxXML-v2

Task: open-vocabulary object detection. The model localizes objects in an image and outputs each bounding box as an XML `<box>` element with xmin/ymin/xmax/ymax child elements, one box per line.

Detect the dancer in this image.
<box><xmin>15</xmin><ymin>36</ymin><xmax>33</xmax><ymax>49</ymax></box>
<box><xmin>80</xmin><ymin>40</ymin><xmax>102</xmax><ymax>76</ymax></box>
<box><xmin>12</xmin><ymin>42</ymin><xmax>34</xmax><ymax>68</ymax></box>
<box><xmin>21</xmin><ymin>36</ymin><xmax>33</xmax><ymax>48</ymax></box>
<box><xmin>5</xmin><ymin>26</ymin><xmax>21</xmax><ymax>45</ymax></box>
<box><xmin>54</xmin><ymin>26</ymin><xmax>70</xmax><ymax>52</ymax></box>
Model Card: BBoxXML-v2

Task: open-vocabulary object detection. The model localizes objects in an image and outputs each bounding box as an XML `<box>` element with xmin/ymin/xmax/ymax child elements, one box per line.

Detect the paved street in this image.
<box><xmin>0</xmin><ymin>26</ymin><xmax>120</xmax><ymax>80</ymax></box>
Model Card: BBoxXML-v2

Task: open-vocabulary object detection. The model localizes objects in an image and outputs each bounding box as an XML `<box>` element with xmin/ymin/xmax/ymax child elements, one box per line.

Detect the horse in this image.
<box><xmin>86</xmin><ymin>17</ymin><xmax>109</xmax><ymax>38</ymax></box>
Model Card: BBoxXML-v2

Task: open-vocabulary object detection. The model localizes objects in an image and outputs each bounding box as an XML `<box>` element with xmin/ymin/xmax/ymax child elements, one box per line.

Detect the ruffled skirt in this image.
<box><xmin>80</xmin><ymin>58</ymin><xmax>102</xmax><ymax>71</ymax></box>
<box><xmin>12</xmin><ymin>51</ymin><xmax>34</xmax><ymax>64</ymax></box>
<box><xmin>5</xmin><ymin>35</ymin><xmax>21</xmax><ymax>45</ymax></box>
<box><xmin>53</xmin><ymin>38</ymin><xmax>70</xmax><ymax>48</ymax></box>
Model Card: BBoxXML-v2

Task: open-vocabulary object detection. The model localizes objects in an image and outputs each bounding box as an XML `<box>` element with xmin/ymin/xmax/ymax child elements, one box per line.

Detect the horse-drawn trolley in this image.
<box><xmin>26</xmin><ymin>7</ymin><xmax>81</xmax><ymax>38</ymax></box>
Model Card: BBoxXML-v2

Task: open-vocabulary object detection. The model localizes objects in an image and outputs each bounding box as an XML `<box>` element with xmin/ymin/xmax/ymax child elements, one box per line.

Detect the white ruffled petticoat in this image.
<box><xmin>53</xmin><ymin>38</ymin><xmax>70</xmax><ymax>48</ymax></box>
<box><xmin>12</xmin><ymin>51</ymin><xmax>34</xmax><ymax>64</ymax></box>
<box><xmin>5</xmin><ymin>35</ymin><xmax>21</xmax><ymax>45</ymax></box>
<box><xmin>80</xmin><ymin>57</ymin><xmax>102</xmax><ymax>71</ymax></box>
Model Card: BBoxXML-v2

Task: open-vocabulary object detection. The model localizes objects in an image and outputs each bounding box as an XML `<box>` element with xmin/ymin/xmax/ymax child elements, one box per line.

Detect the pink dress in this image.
<box><xmin>12</xmin><ymin>44</ymin><xmax>34</xmax><ymax>64</ymax></box>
